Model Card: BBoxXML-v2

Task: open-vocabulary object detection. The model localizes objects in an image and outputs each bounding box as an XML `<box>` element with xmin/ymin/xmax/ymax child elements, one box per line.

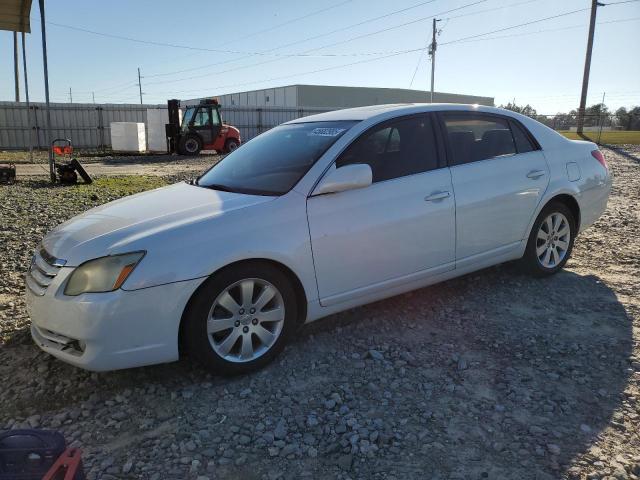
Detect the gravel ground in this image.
<box><xmin>0</xmin><ymin>146</ymin><xmax>638</xmax><ymax>480</ymax></box>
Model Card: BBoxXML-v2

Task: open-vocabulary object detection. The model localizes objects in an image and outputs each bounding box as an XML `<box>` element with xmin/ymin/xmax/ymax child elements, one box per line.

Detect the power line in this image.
<box><xmin>301</xmin><ymin>1</ymin><xmax>486</xmax><ymax>54</ymax></box>
<box><xmin>215</xmin><ymin>0</ymin><xmax>354</xmax><ymax>47</ymax></box>
<box><xmin>441</xmin><ymin>0</ymin><xmax>540</xmax><ymax>20</ymax></box>
<box><xmin>600</xmin><ymin>0</ymin><xmax>640</xmax><ymax>4</ymax></box>
<box><xmin>439</xmin><ymin>7</ymin><xmax>592</xmax><ymax>46</ymax></box>
<box><xmin>409</xmin><ymin>33</ymin><xmax>431</xmax><ymax>87</ymax></box>
<box><xmin>142</xmin><ymin>0</ymin><xmax>443</xmax><ymax>78</ymax></box>
<box><xmin>146</xmin><ymin>50</ymin><xmax>424</xmax><ymax>97</ymax></box>
<box><xmin>143</xmin><ymin>0</ymin><xmax>488</xmax><ymax>87</ymax></box>
<box><xmin>140</xmin><ymin>0</ymin><xmax>539</xmax><ymax>80</ymax></box>
<box><xmin>142</xmin><ymin>7</ymin><xmax>635</xmax><ymax>100</ymax></box>
<box><xmin>449</xmin><ymin>16</ymin><xmax>640</xmax><ymax>44</ymax></box>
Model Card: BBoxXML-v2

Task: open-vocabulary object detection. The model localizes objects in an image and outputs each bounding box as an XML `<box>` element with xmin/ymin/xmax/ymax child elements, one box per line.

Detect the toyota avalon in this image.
<box><xmin>26</xmin><ymin>104</ymin><xmax>612</xmax><ymax>374</ymax></box>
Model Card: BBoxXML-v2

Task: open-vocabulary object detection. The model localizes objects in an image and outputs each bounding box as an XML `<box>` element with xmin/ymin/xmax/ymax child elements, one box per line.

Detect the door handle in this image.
<box><xmin>424</xmin><ymin>191</ymin><xmax>450</xmax><ymax>202</ymax></box>
<box><xmin>526</xmin><ymin>169</ymin><xmax>546</xmax><ymax>179</ymax></box>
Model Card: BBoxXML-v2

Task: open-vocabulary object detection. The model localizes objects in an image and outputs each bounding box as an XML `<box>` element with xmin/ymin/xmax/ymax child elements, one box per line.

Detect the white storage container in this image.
<box><xmin>110</xmin><ymin>122</ymin><xmax>146</xmax><ymax>152</ymax></box>
<box><xmin>146</xmin><ymin>109</ymin><xmax>169</xmax><ymax>152</ymax></box>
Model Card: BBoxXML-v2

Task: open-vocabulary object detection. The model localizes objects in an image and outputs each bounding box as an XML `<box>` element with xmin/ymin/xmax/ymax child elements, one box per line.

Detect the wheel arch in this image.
<box><xmin>546</xmin><ymin>193</ymin><xmax>581</xmax><ymax>231</ymax></box>
<box><xmin>522</xmin><ymin>191</ymin><xmax>582</xmax><ymax>255</ymax></box>
<box><xmin>178</xmin><ymin>258</ymin><xmax>308</xmax><ymax>355</ymax></box>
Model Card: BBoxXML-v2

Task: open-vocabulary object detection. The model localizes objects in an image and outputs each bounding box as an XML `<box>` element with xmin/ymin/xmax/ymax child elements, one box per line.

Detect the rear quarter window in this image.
<box><xmin>509</xmin><ymin>120</ymin><xmax>538</xmax><ymax>153</ymax></box>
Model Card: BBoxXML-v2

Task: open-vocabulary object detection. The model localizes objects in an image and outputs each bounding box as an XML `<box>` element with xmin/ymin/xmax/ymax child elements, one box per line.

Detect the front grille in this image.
<box><xmin>26</xmin><ymin>247</ymin><xmax>66</xmax><ymax>296</ymax></box>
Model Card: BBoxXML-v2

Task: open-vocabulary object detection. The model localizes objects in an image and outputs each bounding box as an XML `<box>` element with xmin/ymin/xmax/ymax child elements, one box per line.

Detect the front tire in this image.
<box><xmin>522</xmin><ymin>202</ymin><xmax>576</xmax><ymax>276</ymax></box>
<box><xmin>183</xmin><ymin>263</ymin><xmax>297</xmax><ymax>375</ymax></box>
<box><xmin>178</xmin><ymin>135</ymin><xmax>202</xmax><ymax>156</ymax></box>
<box><xmin>224</xmin><ymin>138</ymin><xmax>240</xmax><ymax>153</ymax></box>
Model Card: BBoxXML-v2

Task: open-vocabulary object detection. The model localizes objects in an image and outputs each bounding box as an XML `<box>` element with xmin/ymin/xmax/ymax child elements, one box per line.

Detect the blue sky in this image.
<box><xmin>0</xmin><ymin>0</ymin><xmax>638</xmax><ymax>113</ymax></box>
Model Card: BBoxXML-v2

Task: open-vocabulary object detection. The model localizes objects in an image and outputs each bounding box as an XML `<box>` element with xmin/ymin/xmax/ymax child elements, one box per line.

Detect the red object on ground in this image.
<box><xmin>52</xmin><ymin>145</ymin><xmax>73</xmax><ymax>156</ymax></box>
<box><xmin>42</xmin><ymin>448</ymin><xmax>84</xmax><ymax>480</ymax></box>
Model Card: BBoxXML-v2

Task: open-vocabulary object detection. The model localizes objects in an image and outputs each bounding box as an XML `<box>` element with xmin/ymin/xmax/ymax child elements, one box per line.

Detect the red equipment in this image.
<box><xmin>42</xmin><ymin>448</ymin><xmax>84</xmax><ymax>480</ymax></box>
<box><xmin>165</xmin><ymin>98</ymin><xmax>241</xmax><ymax>155</ymax></box>
<box><xmin>50</xmin><ymin>139</ymin><xmax>92</xmax><ymax>185</ymax></box>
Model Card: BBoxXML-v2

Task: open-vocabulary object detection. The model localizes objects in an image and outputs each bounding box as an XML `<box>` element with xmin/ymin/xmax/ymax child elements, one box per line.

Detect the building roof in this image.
<box><xmin>0</xmin><ymin>0</ymin><xmax>32</xmax><ymax>32</ymax></box>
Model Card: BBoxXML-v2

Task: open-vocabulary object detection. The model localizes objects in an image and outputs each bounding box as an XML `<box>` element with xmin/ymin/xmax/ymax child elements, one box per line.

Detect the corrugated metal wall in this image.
<box><xmin>221</xmin><ymin>106</ymin><xmax>329</xmax><ymax>140</ymax></box>
<box><xmin>0</xmin><ymin>102</ymin><xmax>166</xmax><ymax>150</ymax></box>
<box><xmin>0</xmin><ymin>102</ymin><xmax>329</xmax><ymax>150</ymax></box>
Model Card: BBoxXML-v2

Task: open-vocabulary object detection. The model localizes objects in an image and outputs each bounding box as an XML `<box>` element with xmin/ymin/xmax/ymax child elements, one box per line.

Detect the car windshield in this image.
<box><xmin>196</xmin><ymin>121</ymin><xmax>357</xmax><ymax>196</ymax></box>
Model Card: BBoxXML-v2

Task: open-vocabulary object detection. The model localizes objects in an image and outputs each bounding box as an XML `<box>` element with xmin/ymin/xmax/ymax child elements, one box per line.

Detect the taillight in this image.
<box><xmin>591</xmin><ymin>150</ymin><xmax>608</xmax><ymax>170</ymax></box>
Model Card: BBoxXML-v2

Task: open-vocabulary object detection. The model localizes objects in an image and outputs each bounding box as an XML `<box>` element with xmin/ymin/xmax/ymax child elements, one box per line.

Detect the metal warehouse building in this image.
<box><xmin>185</xmin><ymin>84</ymin><xmax>494</xmax><ymax>108</ymax></box>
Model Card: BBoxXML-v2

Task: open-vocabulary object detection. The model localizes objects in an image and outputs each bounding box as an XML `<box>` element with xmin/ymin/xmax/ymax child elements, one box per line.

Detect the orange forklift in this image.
<box><xmin>165</xmin><ymin>98</ymin><xmax>241</xmax><ymax>155</ymax></box>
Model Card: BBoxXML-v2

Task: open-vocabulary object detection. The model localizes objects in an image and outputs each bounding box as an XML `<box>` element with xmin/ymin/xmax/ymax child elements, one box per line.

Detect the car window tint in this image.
<box><xmin>336</xmin><ymin>115</ymin><xmax>439</xmax><ymax>183</ymax></box>
<box><xmin>197</xmin><ymin>121</ymin><xmax>357</xmax><ymax>195</ymax></box>
<box><xmin>510</xmin><ymin>120</ymin><xmax>536</xmax><ymax>153</ymax></box>
<box><xmin>443</xmin><ymin>114</ymin><xmax>516</xmax><ymax>165</ymax></box>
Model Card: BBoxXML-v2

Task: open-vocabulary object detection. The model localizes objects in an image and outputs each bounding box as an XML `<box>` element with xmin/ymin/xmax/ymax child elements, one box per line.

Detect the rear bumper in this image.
<box><xmin>26</xmin><ymin>269</ymin><xmax>204</xmax><ymax>371</ymax></box>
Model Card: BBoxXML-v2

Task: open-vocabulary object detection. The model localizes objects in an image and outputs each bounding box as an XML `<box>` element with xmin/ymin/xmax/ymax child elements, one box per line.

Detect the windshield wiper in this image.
<box><xmin>198</xmin><ymin>183</ymin><xmax>238</xmax><ymax>193</ymax></box>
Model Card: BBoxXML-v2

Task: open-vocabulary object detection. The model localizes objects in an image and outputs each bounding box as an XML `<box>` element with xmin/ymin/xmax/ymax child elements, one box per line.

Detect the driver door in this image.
<box><xmin>307</xmin><ymin>114</ymin><xmax>455</xmax><ymax>306</ymax></box>
<box><xmin>191</xmin><ymin>107</ymin><xmax>221</xmax><ymax>147</ymax></box>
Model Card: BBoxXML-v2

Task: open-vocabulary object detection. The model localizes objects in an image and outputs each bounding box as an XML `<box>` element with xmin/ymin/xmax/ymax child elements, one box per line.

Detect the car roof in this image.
<box><xmin>285</xmin><ymin>103</ymin><xmax>510</xmax><ymax>123</ymax></box>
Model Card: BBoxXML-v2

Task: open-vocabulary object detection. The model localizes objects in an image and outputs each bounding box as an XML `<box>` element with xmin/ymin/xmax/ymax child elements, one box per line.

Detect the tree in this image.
<box><xmin>500</xmin><ymin>101</ymin><xmax>538</xmax><ymax>118</ymax></box>
<box><xmin>615</xmin><ymin>106</ymin><xmax>629</xmax><ymax>129</ymax></box>
<box><xmin>583</xmin><ymin>103</ymin><xmax>609</xmax><ymax>127</ymax></box>
<box><xmin>626</xmin><ymin>106</ymin><xmax>640</xmax><ymax>130</ymax></box>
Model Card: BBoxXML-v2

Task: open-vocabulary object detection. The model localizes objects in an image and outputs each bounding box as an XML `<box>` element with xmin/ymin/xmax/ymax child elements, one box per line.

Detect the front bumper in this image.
<box><xmin>26</xmin><ymin>267</ymin><xmax>204</xmax><ymax>371</ymax></box>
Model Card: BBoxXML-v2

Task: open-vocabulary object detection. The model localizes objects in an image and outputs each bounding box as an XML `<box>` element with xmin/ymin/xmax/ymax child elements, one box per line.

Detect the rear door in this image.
<box><xmin>440</xmin><ymin>112</ymin><xmax>549</xmax><ymax>262</ymax></box>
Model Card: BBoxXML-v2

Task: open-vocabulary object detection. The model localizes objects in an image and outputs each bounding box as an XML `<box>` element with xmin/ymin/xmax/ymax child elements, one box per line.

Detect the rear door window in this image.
<box><xmin>442</xmin><ymin>113</ymin><xmax>517</xmax><ymax>166</ymax></box>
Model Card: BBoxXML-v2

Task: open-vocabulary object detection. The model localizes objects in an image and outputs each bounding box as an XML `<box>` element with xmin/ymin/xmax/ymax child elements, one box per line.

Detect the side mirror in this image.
<box><xmin>313</xmin><ymin>164</ymin><xmax>372</xmax><ymax>196</ymax></box>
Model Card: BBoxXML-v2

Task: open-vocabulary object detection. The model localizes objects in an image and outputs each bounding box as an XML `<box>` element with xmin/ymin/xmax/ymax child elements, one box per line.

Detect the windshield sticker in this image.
<box><xmin>309</xmin><ymin>127</ymin><xmax>346</xmax><ymax>137</ymax></box>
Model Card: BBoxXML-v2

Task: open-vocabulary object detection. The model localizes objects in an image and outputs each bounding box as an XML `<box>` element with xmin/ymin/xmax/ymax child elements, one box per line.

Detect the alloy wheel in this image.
<box><xmin>536</xmin><ymin>212</ymin><xmax>571</xmax><ymax>269</ymax></box>
<box><xmin>207</xmin><ymin>278</ymin><xmax>285</xmax><ymax>363</ymax></box>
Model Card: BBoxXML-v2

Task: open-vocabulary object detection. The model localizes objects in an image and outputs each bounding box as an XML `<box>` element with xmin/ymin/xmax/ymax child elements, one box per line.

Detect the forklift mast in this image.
<box><xmin>165</xmin><ymin>99</ymin><xmax>181</xmax><ymax>154</ymax></box>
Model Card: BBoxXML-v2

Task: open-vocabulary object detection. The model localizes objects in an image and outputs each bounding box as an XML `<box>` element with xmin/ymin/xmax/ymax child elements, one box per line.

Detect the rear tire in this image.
<box><xmin>178</xmin><ymin>135</ymin><xmax>202</xmax><ymax>156</ymax></box>
<box><xmin>521</xmin><ymin>201</ymin><xmax>576</xmax><ymax>276</ymax></box>
<box><xmin>224</xmin><ymin>138</ymin><xmax>240</xmax><ymax>153</ymax></box>
<box><xmin>183</xmin><ymin>262</ymin><xmax>297</xmax><ymax>375</ymax></box>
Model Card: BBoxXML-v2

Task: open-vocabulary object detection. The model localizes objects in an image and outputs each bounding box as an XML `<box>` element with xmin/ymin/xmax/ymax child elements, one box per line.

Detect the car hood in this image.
<box><xmin>42</xmin><ymin>182</ymin><xmax>274</xmax><ymax>266</ymax></box>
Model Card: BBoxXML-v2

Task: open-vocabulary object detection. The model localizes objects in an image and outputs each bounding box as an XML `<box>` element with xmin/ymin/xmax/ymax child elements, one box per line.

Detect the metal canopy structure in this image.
<box><xmin>0</xmin><ymin>0</ymin><xmax>33</xmax><ymax>32</ymax></box>
<box><xmin>1</xmin><ymin>0</ymin><xmax>55</xmax><ymax>180</ymax></box>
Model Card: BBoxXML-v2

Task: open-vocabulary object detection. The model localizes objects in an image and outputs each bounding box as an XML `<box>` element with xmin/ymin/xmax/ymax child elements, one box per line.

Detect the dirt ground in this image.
<box><xmin>11</xmin><ymin>152</ymin><xmax>217</xmax><ymax>178</ymax></box>
<box><xmin>0</xmin><ymin>146</ymin><xmax>638</xmax><ymax>480</ymax></box>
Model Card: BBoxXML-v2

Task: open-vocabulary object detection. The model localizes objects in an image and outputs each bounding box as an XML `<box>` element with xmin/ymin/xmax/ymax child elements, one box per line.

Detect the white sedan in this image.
<box><xmin>26</xmin><ymin>104</ymin><xmax>612</xmax><ymax>373</ymax></box>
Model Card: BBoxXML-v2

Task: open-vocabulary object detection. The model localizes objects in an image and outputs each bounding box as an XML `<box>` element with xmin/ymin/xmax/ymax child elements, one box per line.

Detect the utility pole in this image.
<box><xmin>137</xmin><ymin>67</ymin><xmax>143</xmax><ymax>105</ymax></box>
<box><xmin>39</xmin><ymin>0</ymin><xmax>55</xmax><ymax>182</ymax></box>
<box><xmin>429</xmin><ymin>18</ymin><xmax>437</xmax><ymax>103</ymax></box>
<box><xmin>13</xmin><ymin>32</ymin><xmax>20</xmax><ymax>101</ymax></box>
<box><xmin>577</xmin><ymin>0</ymin><xmax>604</xmax><ymax>134</ymax></box>
<box><xmin>21</xmin><ymin>32</ymin><xmax>33</xmax><ymax>162</ymax></box>
<box><xmin>92</xmin><ymin>92</ymin><xmax>95</xmax><ymax>104</ymax></box>
<box><xmin>69</xmin><ymin>87</ymin><xmax>73</xmax><ymax>103</ymax></box>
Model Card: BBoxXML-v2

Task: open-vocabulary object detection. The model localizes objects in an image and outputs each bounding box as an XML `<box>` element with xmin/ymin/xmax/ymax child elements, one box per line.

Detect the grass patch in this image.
<box><xmin>82</xmin><ymin>176</ymin><xmax>168</xmax><ymax>195</ymax></box>
<box><xmin>559</xmin><ymin>131</ymin><xmax>640</xmax><ymax>145</ymax></box>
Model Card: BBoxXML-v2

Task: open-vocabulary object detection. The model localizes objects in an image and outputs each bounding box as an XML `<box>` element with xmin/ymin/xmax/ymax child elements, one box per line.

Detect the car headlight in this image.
<box><xmin>64</xmin><ymin>252</ymin><xmax>145</xmax><ymax>296</ymax></box>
